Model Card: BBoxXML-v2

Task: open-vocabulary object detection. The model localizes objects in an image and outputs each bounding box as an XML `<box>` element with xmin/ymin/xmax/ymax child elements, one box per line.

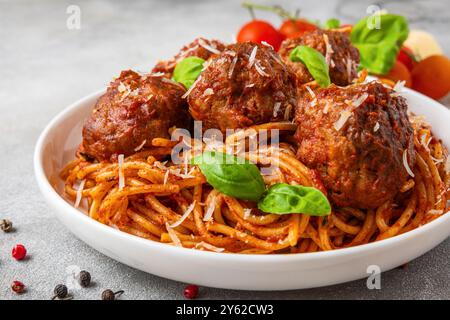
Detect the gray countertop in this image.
<box><xmin>1</xmin><ymin>0</ymin><xmax>449</xmax><ymax>300</ymax></box>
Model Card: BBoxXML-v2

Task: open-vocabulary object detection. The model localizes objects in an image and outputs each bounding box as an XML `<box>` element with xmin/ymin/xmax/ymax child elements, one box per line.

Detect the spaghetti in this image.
<box><xmin>60</xmin><ymin>119</ymin><xmax>450</xmax><ymax>254</ymax></box>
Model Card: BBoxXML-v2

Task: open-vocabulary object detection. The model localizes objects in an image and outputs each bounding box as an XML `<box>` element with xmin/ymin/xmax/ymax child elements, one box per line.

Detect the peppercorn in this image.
<box><xmin>101</xmin><ymin>289</ymin><xmax>124</xmax><ymax>300</ymax></box>
<box><xmin>52</xmin><ymin>284</ymin><xmax>69</xmax><ymax>300</ymax></box>
<box><xmin>78</xmin><ymin>270</ymin><xmax>91</xmax><ymax>287</ymax></box>
<box><xmin>11</xmin><ymin>281</ymin><xmax>25</xmax><ymax>294</ymax></box>
<box><xmin>12</xmin><ymin>244</ymin><xmax>27</xmax><ymax>260</ymax></box>
<box><xmin>184</xmin><ymin>284</ymin><xmax>199</xmax><ymax>299</ymax></box>
<box><xmin>0</xmin><ymin>219</ymin><xmax>13</xmax><ymax>232</ymax></box>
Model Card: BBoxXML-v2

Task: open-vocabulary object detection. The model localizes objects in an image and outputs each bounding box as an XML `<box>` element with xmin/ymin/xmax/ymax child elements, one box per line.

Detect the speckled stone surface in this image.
<box><xmin>0</xmin><ymin>0</ymin><xmax>449</xmax><ymax>300</ymax></box>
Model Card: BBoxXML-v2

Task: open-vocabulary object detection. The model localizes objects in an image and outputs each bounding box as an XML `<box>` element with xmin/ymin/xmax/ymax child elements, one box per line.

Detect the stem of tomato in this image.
<box><xmin>241</xmin><ymin>1</ymin><xmax>297</xmax><ymax>21</ymax></box>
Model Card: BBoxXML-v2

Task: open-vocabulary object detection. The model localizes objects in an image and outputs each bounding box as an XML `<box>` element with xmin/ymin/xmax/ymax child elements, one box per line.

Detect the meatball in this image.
<box><xmin>294</xmin><ymin>81</ymin><xmax>415</xmax><ymax>209</ymax></box>
<box><xmin>82</xmin><ymin>70</ymin><xmax>190</xmax><ymax>161</ymax></box>
<box><xmin>187</xmin><ymin>42</ymin><xmax>298</xmax><ymax>132</ymax></box>
<box><xmin>152</xmin><ymin>37</ymin><xmax>226</xmax><ymax>77</ymax></box>
<box><xmin>279</xmin><ymin>29</ymin><xmax>360</xmax><ymax>86</ymax></box>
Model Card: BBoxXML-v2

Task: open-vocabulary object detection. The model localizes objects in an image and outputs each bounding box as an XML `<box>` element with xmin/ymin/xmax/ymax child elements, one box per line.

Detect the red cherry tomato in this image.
<box><xmin>397</xmin><ymin>46</ymin><xmax>417</xmax><ymax>72</ymax></box>
<box><xmin>237</xmin><ymin>20</ymin><xmax>284</xmax><ymax>51</ymax></box>
<box><xmin>279</xmin><ymin>19</ymin><xmax>317</xmax><ymax>39</ymax></box>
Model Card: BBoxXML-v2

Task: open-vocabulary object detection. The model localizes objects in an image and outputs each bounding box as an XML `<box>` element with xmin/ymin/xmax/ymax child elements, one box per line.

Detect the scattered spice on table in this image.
<box><xmin>184</xmin><ymin>284</ymin><xmax>199</xmax><ymax>299</ymax></box>
<box><xmin>78</xmin><ymin>270</ymin><xmax>91</xmax><ymax>287</ymax></box>
<box><xmin>0</xmin><ymin>218</ymin><xmax>13</xmax><ymax>232</ymax></box>
<box><xmin>52</xmin><ymin>284</ymin><xmax>72</xmax><ymax>300</ymax></box>
<box><xmin>11</xmin><ymin>281</ymin><xmax>25</xmax><ymax>294</ymax></box>
<box><xmin>102</xmin><ymin>289</ymin><xmax>124</xmax><ymax>300</ymax></box>
<box><xmin>12</xmin><ymin>244</ymin><xmax>27</xmax><ymax>260</ymax></box>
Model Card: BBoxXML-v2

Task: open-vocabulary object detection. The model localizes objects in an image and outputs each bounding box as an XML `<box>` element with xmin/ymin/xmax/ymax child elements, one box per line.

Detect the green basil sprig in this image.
<box><xmin>172</xmin><ymin>56</ymin><xmax>205</xmax><ymax>89</ymax></box>
<box><xmin>289</xmin><ymin>46</ymin><xmax>331</xmax><ymax>87</ymax></box>
<box><xmin>258</xmin><ymin>183</ymin><xmax>331</xmax><ymax>216</ymax></box>
<box><xmin>191</xmin><ymin>151</ymin><xmax>265</xmax><ymax>201</ymax></box>
<box><xmin>350</xmin><ymin>14</ymin><xmax>409</xmax><ymax>74</ymax></box>
<box><xmin>192</xmin><ymin>152</ymin><xmax>332</xmax><ymax>216</ymax></box>
<box><xmin>324</xmin><ymin>18</ymin><xmax>340</xmax><ymax>29</ymax></box>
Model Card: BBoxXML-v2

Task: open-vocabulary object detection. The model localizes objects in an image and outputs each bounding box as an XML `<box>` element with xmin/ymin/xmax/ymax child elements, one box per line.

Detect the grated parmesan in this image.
<box><xmin>403</xmin><ymin>150</ymin><xmax>415</xmax><ymax>178</ymax></box>
<box><xmin>228</xmin><ymin>56</ymin><xmax>238</xmax><ymax>79</ymax></box>
<box><xmin>305</xmin><ymin>85</ymin><xmax>317</xmax><ymax>106</ymax></box>
<box><xmin>165</xmin><ymin>223</ymin><xmax>182</xmax><ymax>247</ymax></box>
<box><xmin>170</xmin><ymin>201</ymin><xmax>196</xmax><ymax>228</ymax></box>
<box><xmin>163</xmin><ymin>170</ymin><xmax>170</xmax><ymax>185</ymax></box>
<box><xmin>261</xmin><ymin>41</ymin><xmax>274</xmax><ymax>49</ymax></box>
<box><xmin>254</xmin><ymin>61</ymin><xmax>269</xmax><ymax>77</ymax></box>
<box><xmin>195</xmin><ymin>241</ymin><xmax>225</xmax><ymax>252</ymax></box>
<box><xmin>334</xmin><ymin>110</ymin><xmax>352</xmax><ymax>131</ymax></box>
<box><xmin>198</xmin><ymin>39</ymin><xmax>221</xmax><ymax>54</ymax></box>
<box><xmin>203</xmin><ymin>198</ymin><xmax>216</xmax><ymax>222</ymax></box>
<box><xmin>74</xmin><ymin>179</ymin><xmax>86</xmax><ymax>208</ymax></box>
<box><xmin>182</xmin><ymin>75</ymin><xmax>202</xmax><ymax>99</ymax></box>
<box><xmin>323</xmin><ymin>34</ymin><xmax>334</xmax><ymax>67</ymax></box>
<box><xmin>445</xmin><ymin>156</ymin><xmax>450</xmax><ymax>174</ymax></box>
<box><xmin>248</xmin><ymin>46</ymin><xmax>258</xmax><ymax>68</ymax></box>
<box><xmin>273</xmin><ymin>102</ymin><xmax>281</xmax><ymax>117</ymax></box>
<box><xmin>134</xmin><ymin>140</ymin><xmax>147</xmax><ymax>152</ymax></box>
<box><xmin>373</xmin><ymin>122</ymin><xmax>380</xmax><ymax>132</ymax></box>
<box><xmin>203</xmin><ymin>88</ymin><xmax>214</xmax><ymax>96</ymax></box>
<box><xmin>393</xmin><ymin>80</ymin><xmax>406</xmax><ymax>92</ymax></box>
<box><xmin>118</xmin><ymin>154</ymin><xmax>125</xmax><ymax>190</ymax></box>
<box><xmin>428</xmin><ymin>209</ymin><xmax>444</xmax><ymax>215</ymax></box>
<box><xmin>284</xmin><ymin>105</ymin><xmax>292</xmax><ymax>121</ymax></box>
<box><xmin>243</xmin><ymin>208</ymin><xmax>252</xmax><ymax>220</ymax></box>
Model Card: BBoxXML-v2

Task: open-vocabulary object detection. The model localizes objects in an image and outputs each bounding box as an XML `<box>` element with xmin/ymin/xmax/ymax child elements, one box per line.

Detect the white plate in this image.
<box><xmin>34</xmin><ymin>87</ymin><xmax>450</xmax><ymax>290</ymax></box>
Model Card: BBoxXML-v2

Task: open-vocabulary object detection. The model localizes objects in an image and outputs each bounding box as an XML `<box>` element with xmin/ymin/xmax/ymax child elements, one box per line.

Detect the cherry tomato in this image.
<box><xmin>378</xmin><ymin>60</ymin><xmax>412</xmax><ymax>88</ymax></box>
<box><xmin>279</xmin><ymin>19</ymin><xmax>317</xmax><ymax>39</ymax></box>
<box><xmin>237</xmin><ymin>20</ymin><xmax>284</xmax><ymax>51</ymax></box>
<box><xmin>397</xmin><ymin>46</ymin><xmax>417</xmax><ymax>72</ymax></box>
<box><xmin>412</xmin><ymin>55</ymin><xmax>450</xmax><ymax>100</ymax></box>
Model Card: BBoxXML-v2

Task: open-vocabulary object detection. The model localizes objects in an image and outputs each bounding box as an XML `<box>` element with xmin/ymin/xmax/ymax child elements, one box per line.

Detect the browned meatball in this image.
<box><xmin>294</xmin><ymin>81</ymin><xmax>415</xmax><ymax>209</ymax></box>
<box><xmin>186</xmin><ymin>42</ymin><xmax>298</xmax><ymax>132</ymax></box>
<box><xmin>152</xmin><ymin>37</ymin><xmax>226</xmax><ymax>77</ymax></box>
<box><xmin>82</xmin><ymin>70</ymin><xmax>190</xmax><ymax>161</ymax></box>
<box><xmin>279</xmin><ymin>29</ymin><xmax>360</xmax><ymax>86</ymax></box>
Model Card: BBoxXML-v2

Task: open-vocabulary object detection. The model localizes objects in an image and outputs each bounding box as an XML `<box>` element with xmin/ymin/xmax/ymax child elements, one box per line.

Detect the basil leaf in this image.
<box><xmin>258</xmin><ymin>183</ymin><xmax>331</xmax><ymax>216</ymax></box>
<box><xmin>191</xmin><ymin>151</ymin><xmax>265</xmax><ymax>201</ymax></box>
<box><xmin>325</xmin><ymin>18</ymin><xmax>340</xmax><ymax>29</ymax></box>
<box><xmin>289</xmin><ymin>46</ymin><xmax>331</xmax><ymax>87</ymax></box>
<box><xmin>350</xmin><ymin>14</ymin><xmax>409</xmax><ymax>74</ymax></box>
<box><xmin>172</xmin><ymin>56</ymin><xmax>205</xmax><ymax>89</ymax></box>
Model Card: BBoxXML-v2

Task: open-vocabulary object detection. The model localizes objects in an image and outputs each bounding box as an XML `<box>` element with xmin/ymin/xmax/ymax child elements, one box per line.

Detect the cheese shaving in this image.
<box><xmin>118</xmin><ymin>154</ymin><xmax>125</xmax><ymax>190</ymax></box>
<box><xmin>243</xmin><ymin>208</ymin><xmax>252</xmax><ymax>220</ymax></box>
<box><xmin>74</xmin><ymin>179</ymin><xmax>86</xmax><ymax>208</ymax></box>
<box><xmin>373</xmin><ymin>122</ymin><xmax>380</xmax><ymax>132</ymax></box>
<box><xmin>198</xmin><ymin>39</ymin><xmax>221</xmax><ymax>54</ymax></box>
<box><xmin>248</xmin><ymin>46</ymin><xmax>258</xmax><ymax>68</ymax></box>
<box><xmin>393</xmin><ymin>80</ymin><xmax>406</xmax><ymax>92</ymax></box>
<box><xmin>428</xmin><ymin>209</ymin><xmax>444</xmax><ymax>215</ymax></box>
<box><xmin>261</xmin><ymin>41</ymin><xmax>274</xmax><ymax>49</ymax></box>
<box><xmin>203</xmin><ymin>198</ymin><xmax>216</xmax><ymax>222</ymax></box>
<box><xmin>323</xmin><ymin>34</ymin><xmax>334</xmax><ymax>67</ymax></box>
<box><xmin>182</xmin><ymin>75</ymin><xmax>202</xmax><ymax>98</ymax></box>
<box><xmin>165</xmin><ymin>223</ymin><xmax>182</xmax><ymax>247</ymax></box>
<box><xmin>305</xmin><ymin>85</ymin><xmax>317</xmax><ymax>106</ymax></box>
<box><xmin>228</xmin><ymin>56</ymin><xmax>238</xmax><ymax>79</ymax></box>
<box><xmin>195</xmin><ymin>241</ymin><xmax>225</xmax><ymax>252</ymax></box>
<box><xmin>134</xmin><ymin>140</ymin><xmax>147</xmax><ymax>152</ymax></box>
<box><xmin>403</xmin><ymin>150</ymin><xmax>415</xmax><ymax>178</ymax></box>
<box><xmin>170</xmin><ymin>201</ymin><xmax>196</xmax><ymax>228</ymax></box>
<box><xmin>203</xmin><ymin>88</ymin><xmax>214</xmax><ymax>96</ymax></box>
<box><xmin>333</xmin><ymin>110</ymin><xmax>352</xmax><ymax>131</ymax></box>
<box><xmin>273</xmin><ymin>102</ymin><xmax>281</xmax><ymax>117</ymax></box>
<box><xmin>163</xmin><ymin>170</ymin><xmax>170</xmax><ymax>185</ymax></box>
<box><xmin>254</xmin><ymin>61</ymin><xmax>269</xmax><ymax>77</ymax></box>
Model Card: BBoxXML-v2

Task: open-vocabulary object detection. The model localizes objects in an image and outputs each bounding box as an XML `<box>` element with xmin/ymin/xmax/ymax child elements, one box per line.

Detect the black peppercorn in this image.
<box><xmin>52</xmin><ymin>284</ymin><xmax>69</xmax><ymax>300</ymax></box>
<box><xmin>0</xmin><ymin>219</ymin><xmax>13</xmax><ymax>232</ymax></box>
<box><xmin>101</xmin><ymin>289</ymin><xmax>124</xmax><ymax>300</ymax></box>
<box><xmin>78</xmin><ymin>270</ymin><xmax>91</xmax><ymax>287</ymax></box>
